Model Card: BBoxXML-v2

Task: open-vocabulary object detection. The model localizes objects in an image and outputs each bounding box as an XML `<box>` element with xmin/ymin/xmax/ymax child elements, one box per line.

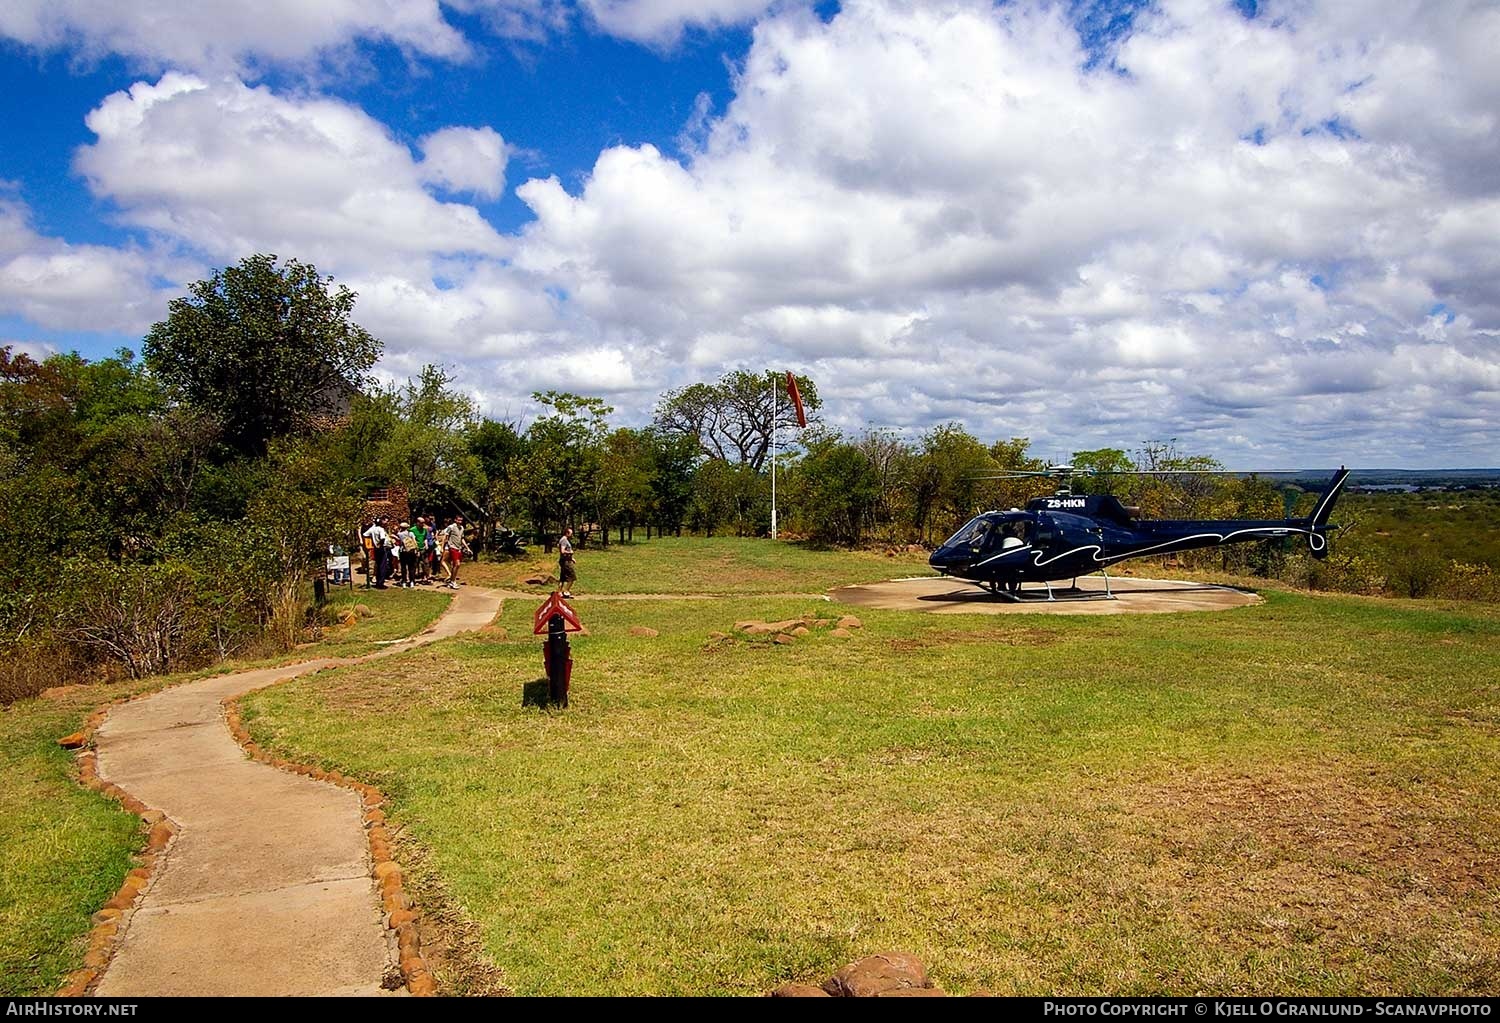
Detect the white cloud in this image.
<box><xmin>0</xmin><ymin>197</ymin><xmax>174</xmax><ymax>333</ymax></box>
<box><xmin>579</xmin><ymin>0</ymin><xmax>781</xmax><ymax>46</ymax></box>
<box><xmin>0</xmin><ymin>0</ymin><xmax>780</xmax><ymax>71</ymax></box>
<box><xmin>0</xmin><ymin>0</ymin><xmax>469</xmax><ymax>73</ymax></box>
<box><xmin>420</xmin><ymin>127</ymin><xmax>511</xmax><ymax>201</ymax></box>
<box><xmin>496</xmin><ymin>0</ymin><xmax>1500</xmax><ymax>464</ymax></box>
<box><xmin>74</xmin><ymin>74</ymin><xmax>510</xmax><ymax>272</ymax></box>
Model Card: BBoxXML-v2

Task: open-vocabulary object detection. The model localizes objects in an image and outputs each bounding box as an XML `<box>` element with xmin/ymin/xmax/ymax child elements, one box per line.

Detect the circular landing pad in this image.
<box><xmin>831</xmin><ymin>575</ymin><xmax>1261</xmax><ymax>615</ymax></box>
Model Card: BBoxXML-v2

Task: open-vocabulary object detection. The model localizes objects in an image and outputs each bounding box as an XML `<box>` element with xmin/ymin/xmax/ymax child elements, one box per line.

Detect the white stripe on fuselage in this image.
<box><xmin>1029</xmin><ymin>527</ymin><xmax>1308</xmax><ymax>569</ymax></box>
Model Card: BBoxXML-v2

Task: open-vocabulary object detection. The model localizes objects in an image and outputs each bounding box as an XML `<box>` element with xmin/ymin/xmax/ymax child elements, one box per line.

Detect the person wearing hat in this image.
<box><xmin>396</xmin><ymin>521</ymin><xmax>419</xmax><ymax>589</ymax></box>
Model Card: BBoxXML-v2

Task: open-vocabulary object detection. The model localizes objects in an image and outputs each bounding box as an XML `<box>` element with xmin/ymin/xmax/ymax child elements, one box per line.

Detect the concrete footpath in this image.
<box><xmin>92</xmin><ymin>586</ymin><xmax>503</xmax><ymax>997</ymax></box>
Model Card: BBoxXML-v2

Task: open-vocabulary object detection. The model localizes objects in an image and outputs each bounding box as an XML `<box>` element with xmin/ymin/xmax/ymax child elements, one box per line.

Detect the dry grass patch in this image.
<box><xmin>1113</xmin><ymin>765</ymin><xmax>1500</xmax><ymax>993</ymax></box>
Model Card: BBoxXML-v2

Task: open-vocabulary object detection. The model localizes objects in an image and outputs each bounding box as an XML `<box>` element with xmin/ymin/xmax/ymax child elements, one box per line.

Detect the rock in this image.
<box><xmin>813</xmin><ymin>619</ymin><xmax>834</xmax><ymax>628</ymax></box>
<box><xmin>338</xmin><ymin>610</ymin><xmax>358</xmax><ymax>626</ymax></box>
<box><xmin>733</xmin><ymin>620</ymin><xmax>762</xmax><ymax>632</ymax></box>
<box><xmin>835</xmin><ymin>615</ymin><xmax>862</xmax><ymax>629</ymax></box>
<box><xmin>829</xmin><ymin>628</ymin><xmax>852</xmax><ymax>638</ymax></box>
<box><xmin>524</xmin><ymin>574</ymin><xmax>552</xmax><ymax>586</ymax></box>
<box><xmin>773</xmin><ymin>634</ymin><xmax>797</xmax><ymax>645</ymax></box>
<box><xmin>41</xmin><ymin>685</ymin><xmax>83</xmax><ymax>700</ymax></box>
<box><xmin>876</xmin><ymin>989</ymin><xmax>947</xmax><ymax>997</ymax></box>
<box><xmin>765</xmin><ymin>619</ymin><xmax>808</xmax><ymax>633</ymax></box>
<box><xmin>823</xmin><ymin>953</ymin><xmax>930</xmax><ymax>998</ymax></box>
<box><xmin>770</xmin><ymin>984</ymin><xmax>832</xmax><ymax>997</ymax></box>
<box><xmin>742</xmin><ymin>623</ymin><xmax>775</xmax><ymax>635</ymax></box>
<box><xmin>707</xmin><ymin>631</ymin><xmax>729</xmax><ymax>641</ymax></box>
<box><xmin>354</xmin><ymin>604</ymin><xmax>374</xmax><ymax>618</ymax></box>
<box><xmin>790</xmin><ymin>626</ymin><xmax>810</xmax><ymax>637</ymax></box>
<box><xmin>478</xmin><ymin>625</ymin><xmax>508</xmax><ymax>640</ymax></box>
<box><xmin>58</xmin><ymin>732</ymin><xmax>88</xmax><ymax>750</ymax></box>
<box><xmin>629</xmin><ymin>626</ymin><xmax>659</xmax><ymax>637</ymax></box>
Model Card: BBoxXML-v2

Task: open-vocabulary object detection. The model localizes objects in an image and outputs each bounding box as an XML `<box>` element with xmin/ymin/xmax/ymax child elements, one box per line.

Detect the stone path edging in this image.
<box><xmin>57</xmin><ymin>699</ymin><xmax>180</xmax><ymax>997</ymax></box>
<box><xmin>57</xmin><ymin>586</ymin><xmax>503</xmax><ymax>998</ymax></box>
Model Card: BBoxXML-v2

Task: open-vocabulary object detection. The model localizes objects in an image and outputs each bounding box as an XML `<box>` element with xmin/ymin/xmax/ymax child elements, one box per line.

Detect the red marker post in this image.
<box><xmin>533</xmin><ymin>592</ymin><xmax>582</xmax><ymax>707</ymax></box>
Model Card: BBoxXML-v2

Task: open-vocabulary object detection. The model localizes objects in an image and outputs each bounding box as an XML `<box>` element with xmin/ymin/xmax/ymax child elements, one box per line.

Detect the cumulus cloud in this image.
<box><xmin>419</xmin><ymin>127</ymin><xmax>511</xmax><ymax>201</ymax></box>
<box><xmin>0</xmin><ymin>197</ymin><xmax>175</xmax><ymax>333</ymax></box>
<box><xmin>497</xmin><ymin>0</ymin><xmax>1500</xmax><ymax>464</ymax></box>
<box><xmin>0</xmin><ymin>0</ymin><xmax>469</xmax><ymax>73</ymax></box>
<box><xmin>0</xmin><ymin>0</ymin><xmax>781</xmax><ymax>71</ymax></box>
<box><xmin>578</xmin><ymin>0</ymin><xmax>782</xmax><ymax>46</ymax></box>
<box><xmin>74</xmin><ymin>74</ymin><xmax>510</xmax><ymax>273</ymax></box>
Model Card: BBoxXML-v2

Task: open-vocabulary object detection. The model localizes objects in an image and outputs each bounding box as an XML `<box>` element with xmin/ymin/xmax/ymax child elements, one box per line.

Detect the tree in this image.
<box><xmin>144</xmin><ymin>254</ymin><xmax>381</xmax><ymax>455</ymax></box>
<box><xmin>794</xmin><ymin>432</ymin><xmax>881</xmax><ymax>545</ymax></box>
<box><xmin>647</xmin><ymin>429</ymin><xmax>698</xmax><ymax>537</ymax></box>
<box><xmin>365</xmin><ymin>366</ymin><xmax>483</xmax><ymax>512</ymax></box>
<box><xmin>654</xmin><ymin>370</ymin><xmax>821</xmax><ymax>471</ymax></box>
<box><xmin>856</xmin><ymin>429</ymin><xmax>917</xmax><ymax>540</ymax></box>
<box><xmin>913</xmin><ymin>424</ymin><xmax>997</xmax><ymax>541</ymax></box>
<box><xmin>509</xmin><ymin>392</ymin><xmax>612</xmax><ymax>543</ymax></box>
<box><xmin>468</xmin><ymin>417</ymin><xmax>526</xmax><ymax>531</ymax></box>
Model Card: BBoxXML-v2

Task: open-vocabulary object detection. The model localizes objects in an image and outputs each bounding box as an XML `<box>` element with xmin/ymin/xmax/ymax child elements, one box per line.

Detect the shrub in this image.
<box><xmin>56</xmin><ymin>561</ymin><xmax>211</xmax><ymax>678</ymax></box>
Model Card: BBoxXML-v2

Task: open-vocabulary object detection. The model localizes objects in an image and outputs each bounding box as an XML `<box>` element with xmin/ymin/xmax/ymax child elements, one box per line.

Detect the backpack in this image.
<box><xmin>402</xmin><ymin>532</ymin><xmax>418</xmax><ymax>552</ymax></box>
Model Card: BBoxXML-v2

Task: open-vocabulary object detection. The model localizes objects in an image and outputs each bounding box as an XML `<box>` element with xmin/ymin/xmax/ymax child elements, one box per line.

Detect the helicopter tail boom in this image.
<box><xmin>1302</xmin><ymin>467</ymin><xmax>1350</xmax><ymax>559</ymax></box>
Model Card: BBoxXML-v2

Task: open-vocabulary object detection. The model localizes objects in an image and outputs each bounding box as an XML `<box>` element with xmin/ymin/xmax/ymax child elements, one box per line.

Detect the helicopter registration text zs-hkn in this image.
<box><xmin>1041</xmin><ymin>498</ymin><xmax>1086</xmax><ymax>509</ymax></box>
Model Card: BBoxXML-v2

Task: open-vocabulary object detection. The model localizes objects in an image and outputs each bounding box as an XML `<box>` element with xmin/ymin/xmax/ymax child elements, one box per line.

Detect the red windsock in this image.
<box><xmin>786</xmin><ymin>371</ymin><xmax>808</xmax><ymax>428</ymax></box>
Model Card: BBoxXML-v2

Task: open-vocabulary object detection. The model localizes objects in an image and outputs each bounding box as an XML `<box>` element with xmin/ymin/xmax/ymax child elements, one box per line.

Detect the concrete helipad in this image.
<box><xmin>831</xmin><ymin>575</ymin><xmax>1261</xmax><ymax>615</ymax></box>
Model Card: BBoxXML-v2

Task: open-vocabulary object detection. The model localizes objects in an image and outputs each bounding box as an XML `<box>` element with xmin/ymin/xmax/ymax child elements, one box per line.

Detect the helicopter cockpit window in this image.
<box><xmin>943</xmin><ymin>517</ymin><xmax>993</xmax><ymax>550</ymax></box>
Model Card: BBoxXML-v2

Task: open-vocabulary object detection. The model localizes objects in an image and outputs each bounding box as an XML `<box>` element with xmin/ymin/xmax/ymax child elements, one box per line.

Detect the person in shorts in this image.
<box><xmin>441</xmin><ymin>516</ymin><xmax>469</xmax><ymax>589</ymax></box>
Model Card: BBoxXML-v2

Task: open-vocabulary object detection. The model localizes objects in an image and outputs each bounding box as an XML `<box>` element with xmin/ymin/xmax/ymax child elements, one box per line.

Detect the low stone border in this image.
<box><xmin>56</xmin><ymin>700</ymin><xmax>180</xmax><ymax>998</ymax></box>
<box><xmin>222</xmin><ymin>697</ymin><xmax>438</xmax><ymax>997</ymax></box>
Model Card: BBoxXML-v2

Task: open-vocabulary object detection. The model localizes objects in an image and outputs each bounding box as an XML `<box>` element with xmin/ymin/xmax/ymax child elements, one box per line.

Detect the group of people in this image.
<box><xmin>361</xmin><ymin>514</ymin><xmax>470</xmax><ymax>590</ymax></box>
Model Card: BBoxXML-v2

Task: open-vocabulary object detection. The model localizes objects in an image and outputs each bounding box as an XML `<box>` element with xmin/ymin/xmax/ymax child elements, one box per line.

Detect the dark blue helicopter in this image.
<box><xmin>929</xmin><ymin>466</ymin><xmax>1350</xmax><ymax>600</ymax></box>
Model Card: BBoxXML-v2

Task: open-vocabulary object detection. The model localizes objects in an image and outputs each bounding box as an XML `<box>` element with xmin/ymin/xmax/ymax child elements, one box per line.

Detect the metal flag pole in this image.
<box><xmin>771</xmin><ymin>371</ymin><xmax>778</xmax><ymax>540</ymax></box>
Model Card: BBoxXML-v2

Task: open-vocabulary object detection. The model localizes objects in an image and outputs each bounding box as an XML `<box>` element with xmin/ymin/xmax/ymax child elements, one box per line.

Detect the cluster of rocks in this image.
<box><xmin>336</xmin><ymin>604</ymin><xmax>375</xmax><ymax>627</ymax></box>
<box><xmin>770</xmin><ymin>952</ymin><xmax>963</xmax><ymax>998</ymax></box>
<box><xmin>883</xmin><ymin>544</ymin><xmax>930</xmax><ymax>557</ymax></box>
<box><xmin>713</xmin><ymin>614</ymin><xmax>863</xmax><ymax>645</ymax></box>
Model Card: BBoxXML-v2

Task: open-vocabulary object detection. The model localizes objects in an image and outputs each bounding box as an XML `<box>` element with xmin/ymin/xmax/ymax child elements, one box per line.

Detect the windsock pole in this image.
<box><xmin>771</xmin><ymin>373</ymin><xmax>778</xmax><ymax>540</ymax></box>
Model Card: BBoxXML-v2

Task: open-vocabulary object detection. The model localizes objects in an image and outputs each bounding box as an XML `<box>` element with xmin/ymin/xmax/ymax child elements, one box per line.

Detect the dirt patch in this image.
<box><xmin>391</xmin><ymin>833</ymin><xmax>511</xmax><ymax>996</ymax></box>
<box><xmin>888</xmin><ymin>627</ymin><xmax>1059</xmax><ymax>653</ymax></box>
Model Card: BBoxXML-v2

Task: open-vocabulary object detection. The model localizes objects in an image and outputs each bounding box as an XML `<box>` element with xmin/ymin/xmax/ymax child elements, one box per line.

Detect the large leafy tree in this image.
<box><xmin>144</xmin><ymin>254</ymin><xmax>381</xmax><ymax>455</ymax></box>
<box><xmin>509</xmin><ymin>392</ymin><xmax>613</xmax><ymax>540</ymax></box>
<box><xmin>655</xmin><ymin>370</ymin><xmax>820</xmax><ymax>471</ymax></box>
<box><xmin>364</xmin><ymin>365</ymin><xmax>483</xmax><ymax>511</ymax></box>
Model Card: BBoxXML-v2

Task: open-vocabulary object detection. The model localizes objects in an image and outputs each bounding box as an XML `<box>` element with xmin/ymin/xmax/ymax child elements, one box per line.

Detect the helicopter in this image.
<box><xmin>928</xmin><ymin>465</ymin><xmax>1350</xmax><ymax>601</ymax></box>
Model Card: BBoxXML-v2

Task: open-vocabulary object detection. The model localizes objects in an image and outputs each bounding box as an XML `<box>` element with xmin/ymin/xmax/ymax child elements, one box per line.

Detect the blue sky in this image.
<box><xmin>1</xmin><ymin>1</ymin><xmax>1496</xmax><ymax>467</ymax></box>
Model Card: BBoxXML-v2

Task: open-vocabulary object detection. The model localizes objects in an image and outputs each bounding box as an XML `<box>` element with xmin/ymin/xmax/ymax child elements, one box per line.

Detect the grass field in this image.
<box><xmin>0</xmin><ymin>586</ymin><xmax>450</xmax><ymax>996</ymax></box>
<box><xmin>241</xmin><ymin>540</ymin><xmax>1500</xmax><ymax>996</ymax></box>
<box><xmin>462</xmin><ymin>535</ymin><xmax>933</xmax><ymax>594</ymax></box>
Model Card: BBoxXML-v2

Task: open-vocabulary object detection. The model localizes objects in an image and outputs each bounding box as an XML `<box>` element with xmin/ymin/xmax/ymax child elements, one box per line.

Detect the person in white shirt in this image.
<box><xmin>440</xmin><ymin>516</ymin><xmax>469</xmax><ymax>589</ymax></box>
<box><xmin>558</xmin><ymin>527</ymin><xmax>576</xmax><ymax>598</ymax></box>
<box><xmin>362</xmin><ymin>519</ymin><xmax>390</xmax><ymax>589</ymax></box>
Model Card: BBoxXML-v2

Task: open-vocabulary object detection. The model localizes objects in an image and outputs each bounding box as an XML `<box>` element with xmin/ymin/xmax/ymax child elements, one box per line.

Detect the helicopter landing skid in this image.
<box><xmin>981</xmin><ymin>573</ymin><xmax>1118</xmax><ymax>603</ymax></box>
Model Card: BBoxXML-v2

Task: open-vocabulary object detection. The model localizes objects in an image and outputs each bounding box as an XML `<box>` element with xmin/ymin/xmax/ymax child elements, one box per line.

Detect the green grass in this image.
<box><xmin>240</xmin><ymin>548</ymin><xmax>1500</xmax><ymax>996</ymax></box>
<box><xmin>0</xmin><ymin>692</ymin><xmax>141</xmax><ymax>995</ymax></box>
<box><xmin>0</xmin><ymin>585</ymin><xmax>451</xmax><ymax>996</ymax></box>
<box><xmin>463</xmin><ymin>535</ymin><xmax>933</xmax><ymax>595</ymax></box>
